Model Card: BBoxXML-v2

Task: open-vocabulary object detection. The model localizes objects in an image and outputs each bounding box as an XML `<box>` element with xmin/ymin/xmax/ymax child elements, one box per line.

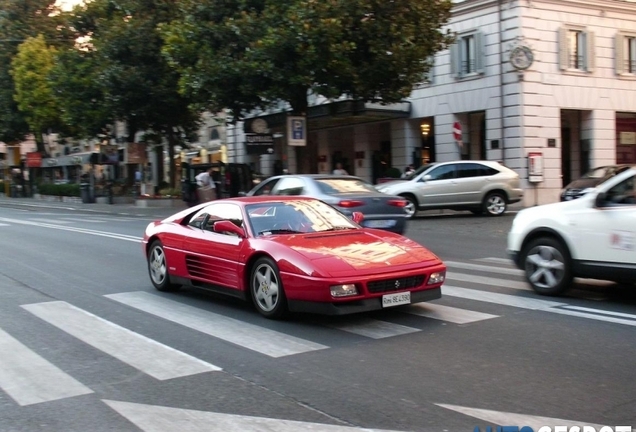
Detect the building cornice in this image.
<box><xmin>451</xmin><ymin>0</ymin><xmax>636</xmax><ymax>15</ymax></box>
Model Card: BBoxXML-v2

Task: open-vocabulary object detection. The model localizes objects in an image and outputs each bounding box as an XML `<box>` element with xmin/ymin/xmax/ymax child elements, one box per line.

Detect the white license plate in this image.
<box><xmin>365</xmin><ymin>219</ymin><xmax>396</xmax><ymax>228</ymax></box>
<box><xmin>382</xmin><ymin>291</ymin><xmax>411</xmax><ymax>308</ymax></box>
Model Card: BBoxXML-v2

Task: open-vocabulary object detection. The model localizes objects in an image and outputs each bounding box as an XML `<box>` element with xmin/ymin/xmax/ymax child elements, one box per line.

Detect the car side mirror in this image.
<box><xmin>213</xmin><ymin>220</ymin><xmax>245</xmax><ymax>237</ymax></box>
<box><xmin>238</xmin><ymin>191</ymin><xmax>246</xmax><ymax>197</ymax></box>
<box><xmin>594</xmin><ymin>191</ymin><xmax>608</xmax><ymax>208</ymax></box>
<box><xmin>421</xmin><ymin>174</ymin><xmax>432</xmax><ymax>182</ymax></box>
<box><xmin>351</xmin><ymin>211</ymin><xmax>364</xmax><ymax>224</ymax></box>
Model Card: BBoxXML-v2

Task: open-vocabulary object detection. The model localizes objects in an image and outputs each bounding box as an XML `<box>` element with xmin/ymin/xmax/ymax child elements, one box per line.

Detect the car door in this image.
<box><xmin>454</xmin><ymin>163</ymin><xmax>490</xmax><ymax>205</ymax></box>
<box><xmin>573</xmin><ymin>173</ymin><xmax>636</xmax><ymax>265</ymax></box>
<box><xmin>183</xmin><ymin>203</ymin><xmax>244</xmax><ymax>289</ymax></box>
<box><xmin>415</xmin><ymin>163</ymin><xmax>458</xmax><ymax>208</ymax></box>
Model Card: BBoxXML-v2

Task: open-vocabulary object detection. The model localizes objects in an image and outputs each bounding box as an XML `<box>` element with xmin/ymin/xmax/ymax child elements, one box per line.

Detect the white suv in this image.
<box><xmin>508</xmin><ymin>166</ymin><xmax>636</xmax><ymax>296</ymax></box>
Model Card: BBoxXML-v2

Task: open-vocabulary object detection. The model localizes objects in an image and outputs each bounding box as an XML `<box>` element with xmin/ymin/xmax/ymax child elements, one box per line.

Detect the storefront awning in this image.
<box><xmin>243</xmin><ymin>100</ymin><xmax>411</xmax><ymax>133</ymax></box>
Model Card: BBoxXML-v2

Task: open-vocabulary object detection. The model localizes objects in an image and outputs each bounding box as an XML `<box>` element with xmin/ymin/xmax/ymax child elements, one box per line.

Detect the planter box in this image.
<box><xmin>135</xmin><ymin>198</ymin><xmax>186</xmax><ymax>208</ymax></box>
<box><xmin>33</xmin><ymin>194</ymin><xmax>82</xmax><ymax>204</ymax></box>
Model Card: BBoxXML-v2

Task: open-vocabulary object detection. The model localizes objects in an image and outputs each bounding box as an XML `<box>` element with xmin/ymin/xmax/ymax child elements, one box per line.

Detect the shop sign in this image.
<box><xmin>26</xmin><ymin>152</ymin><xmax>42</xmax><ymax>168</ymax></box>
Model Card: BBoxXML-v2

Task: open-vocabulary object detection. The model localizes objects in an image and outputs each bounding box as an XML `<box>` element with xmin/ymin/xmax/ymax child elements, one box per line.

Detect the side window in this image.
<box><xmin>273</xmin><ymin>177</ymin><xmax>306</xmax><ymax>195</ymax></box>
<box><xmin>203</xmin><ymin>203</ymin><xmax>244</xmax><ymax>233</ymax></box>
<box><xmin>427</xmin><ymin>164</ymin><xmax>456</xmax><ymax>181</ymax></box>
<box><xmin>251</xmin><ymin>178</ymin><xmax>280</xmax><ymax>196</ymax></box>
<box><xmin>188</xmin><ymin>209</ymin><xmax>209</xmax><ymax>229</ymax></box>
<box><xmin>605</xmin><ymin>175</ymin><xmax>636</xmax><ymax>205</ymax></box>
<box><xmin>458</xmin><ymin>163</ymin><xmax>499</xmax><ymax>178</ymax></box>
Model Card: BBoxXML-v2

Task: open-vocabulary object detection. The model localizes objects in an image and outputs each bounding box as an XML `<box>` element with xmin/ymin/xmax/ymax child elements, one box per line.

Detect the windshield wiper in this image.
<box><xmin>322</xmin><ymin>226</ymin><xmax>356</xmax><ymax>232</ymax></box>
<box><xmin>258</xmin><ymin>229</ymin><xmax>303</xmax><ymax>235</ymax></box>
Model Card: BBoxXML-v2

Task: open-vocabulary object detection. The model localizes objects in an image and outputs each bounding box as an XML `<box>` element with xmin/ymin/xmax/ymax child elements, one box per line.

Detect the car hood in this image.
<box><xmin>267</xmin><ymin>230</ymin><xmax>441</xmax><ymax>276</ymax></box>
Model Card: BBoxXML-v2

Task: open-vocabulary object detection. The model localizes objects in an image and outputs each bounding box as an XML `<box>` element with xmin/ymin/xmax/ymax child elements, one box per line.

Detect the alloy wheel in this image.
<box><xmin>485</xmin><ymin>194</ymin><xmax>506</xmax><ymax>215</ymax></box>
<box><xmin>253</xmin><ymin>263</ymin><xmax>280</xmax><ymax>312</ymax></box>
<box><xmin>149</xmin><ymin>246</ymin><xmax>167</xmax><ymax>286</ymax></box>
<box><xmin>525</xmin><ymin>245</ymin><xmax>566</xmax><ymax>290</ymax></box>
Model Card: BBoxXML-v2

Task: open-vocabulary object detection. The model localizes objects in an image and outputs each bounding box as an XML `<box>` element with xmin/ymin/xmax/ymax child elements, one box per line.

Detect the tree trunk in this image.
<box><xmin>166</xmin><ymin>130</ymin><xmax>178</xmax><ymax>189</ymax></box>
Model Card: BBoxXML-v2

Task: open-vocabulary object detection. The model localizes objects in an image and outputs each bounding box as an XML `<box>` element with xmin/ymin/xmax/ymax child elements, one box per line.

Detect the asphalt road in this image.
<box><xmin>0</xmin><ymin>203</ymin><xmax>635</xmax><ymax>432</ymax></box>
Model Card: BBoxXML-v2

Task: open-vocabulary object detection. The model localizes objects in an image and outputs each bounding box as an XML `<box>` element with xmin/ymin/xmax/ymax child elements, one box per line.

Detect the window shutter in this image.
<box><xmin>615</xmin><ymin>33</ymin><xmax>625</xmax><ymax>75</ymax></box>
<box><xmin>558</xmin><ymin>27</ymin><xmax>569</xmax><ymax>70</ymax></box>
<box><xmin>475</xmin><ymin>32</ymin><xmax>485</xmax><ymax>74</ymax></box>
<box><xmin>586</xmin><ymin>31</ymin><xmax>596</xmax><ymax>72</ymax></box>
<box><xmin>450</xmin><ymin>43</ymin><xmax>459</xmax><ymax>78</ymax></box>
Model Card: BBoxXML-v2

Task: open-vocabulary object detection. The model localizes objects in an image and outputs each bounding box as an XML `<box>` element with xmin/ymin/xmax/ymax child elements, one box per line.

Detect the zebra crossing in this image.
<box><xmin>2</xmin><ymin>256</ymin><xmax>636</xmax><ymax>408</ymax></box>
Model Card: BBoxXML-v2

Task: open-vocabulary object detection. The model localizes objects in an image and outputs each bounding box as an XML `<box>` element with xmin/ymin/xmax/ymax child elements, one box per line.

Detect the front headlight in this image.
<box><xmin>330</xmin><ymin>284</ymin><xmax>358</xmax><ymax>297</ymax></box>
<box><xmin>428</xmin><ymin>271</ymin><xmax>446</xmax><ymax>285</ymax></box>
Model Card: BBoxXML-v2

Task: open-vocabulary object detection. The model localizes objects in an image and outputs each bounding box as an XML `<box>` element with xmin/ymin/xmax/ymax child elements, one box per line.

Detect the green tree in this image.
<box><xmin>161</xmin><ymin>0</ymin><xmax>454</xmax><ymax>119</ymax></box>
<box><xmin>10</xmin><ymin>35</ymin><xmax>62</xmax><ymax>155</ymax></box>
<box><xmin>65</xmin><ymin>0</ymin><xmax>202</xmax><ymax>187</ymax></box>
<box><xmin>0</xmin><ymin>0</ymin><xmax>75</xmax><ymax>148</ymax></box>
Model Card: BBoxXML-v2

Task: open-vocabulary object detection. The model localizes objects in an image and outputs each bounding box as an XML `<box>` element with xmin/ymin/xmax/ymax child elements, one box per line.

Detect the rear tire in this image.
<box><xmin>148</xmin><ymin>241</ymin><xmax>181</xmax><ymax>292</ymax></box>
<box><xmin>521</xmin><ymin>237</ymin><xmax>573</xmax><ymax>296</ymax></box>
<box><xmin>482</xmin><ymin>192</ymin><xmax>507</xmax><ymax>216</ymax></box>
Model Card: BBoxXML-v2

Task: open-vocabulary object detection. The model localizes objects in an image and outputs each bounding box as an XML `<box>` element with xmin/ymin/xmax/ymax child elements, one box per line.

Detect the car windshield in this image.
<box><xmin>315</xmin><ymin>178</ymin><xmax>377</xmax><ymax>194</ymax></box>
<box><xmin>583</xmin><ymin>166</ymin><xmax>615</xmax><ymax>179</ymax></box>
<box><xmin>404</xmin><ymin>163</ymin><xmax>436</xmax><ymax>180</ymax></box>
<box><xmin>246</xmin><ymin>200</ymin><xmax>358</xmax><ymax>236</ymax></box>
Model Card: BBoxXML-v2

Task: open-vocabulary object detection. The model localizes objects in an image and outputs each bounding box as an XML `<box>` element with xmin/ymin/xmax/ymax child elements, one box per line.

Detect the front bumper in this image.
<box><xmin>287</xmin><ymin>287</ymin><xmax>442</xmax><ymax>315</ymax></box>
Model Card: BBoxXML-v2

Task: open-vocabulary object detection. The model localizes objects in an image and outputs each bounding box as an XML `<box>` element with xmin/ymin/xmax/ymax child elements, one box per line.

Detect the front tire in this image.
<box><xmin>521</xmin><ymin>237</ymin><xmax>573</xmax><ymax>296</ymax></box>
<box><xmin>250</xmin><ymin>257</ymin><xmax>288</xmax><ymax>319</ymax></box>
<box><xmin>482</xmin><ymin>192</ymin><xmax>507</xmax><ymax>216</ymax></box>
<box><xmin>148</xmin><ymin>241</ymin><xmax>180</xmax><ymax>292</ymax></box>
<box><xmin>401</xmin><ymin>194</ymin><xmax>418</xmax><ymax>219</ymax></box>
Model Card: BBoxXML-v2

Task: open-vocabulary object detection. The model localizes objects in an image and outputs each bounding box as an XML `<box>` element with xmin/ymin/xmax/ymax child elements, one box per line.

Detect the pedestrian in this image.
<box><xmin>401</xmin><ymin>165</ymin><xmax>415</xmax><ymax>178</ymax></box>
<box><xmin>333</xmin><ymin>163</ymin><xmax>348</xmax><ymax>175</ymax></box>
<box><xmin>195</xmin><ymin>167</ymin><xmax>217</xmax><ymax>202</ymax></box>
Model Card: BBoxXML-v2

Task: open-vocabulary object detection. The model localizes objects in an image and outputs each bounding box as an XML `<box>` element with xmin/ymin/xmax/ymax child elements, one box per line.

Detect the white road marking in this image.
<box><xmin>104</xmin><ymin>400</ymin><xmax>403</xmax><ymax>432</ymax></box>
<box><xmin>446</xmin><ymin>271</ymin><xmax>529</xmax><ymax>290</ymax></box>
<box><xmin>444</xmin><ymin>260</ymin><xmax>524</xmax><ymax>276</ymax></box>
<box><xmin>60</xmin><ymin>218</ymin><xmax>107</xmax><ymax>223</ymax></box>
<box><xmin>442</xmin><ymin>285</ymin><xmax>566</xmax><ymax>310</ymax></box>
<box><xmin>27</xmin><ymin>218</ymin><xmax>72</xmax><ymax>224</ymax></box>
<box><xmin>560</xmin><ymin>305</ymin><xmax>636</xmax><ymax>320</ymax></box>
<box><xmin>474</xmin><ymin>257</ymin><xmax>516</xmax><ymax>266</ymax></box>
<box><xmin>404</xmin><ymin>303</ymin><xmax>498</xmax><ymax>324</ymax></box>
<box><xmin>549</xmin><ymin>307</ymin><xmax>636</xmax><ymax>327</ymax></box>
<box><xmin>328</xmin><ymin>318</ymin><xmax>420</xmax><ymax>339</ymax></box>
<box><xmin>22</xmin><ymin>301</ymin><xmax>220</xmax><ymax>380</ymax></box>
<box><xmin>0</xmin><ymin>216</ymin><xmax>141</xmax><ymax>242</ymax></box>
<box><xmin>106</xmin><ymin>292</ymin><xmax>328</xmax><ymax>358</ymax></box>
<box><xmin>436</xmin><ymin>403</ymin><xmax>609</xmax><ymax>429</ymax></box>
<box><xmin>0</xmin><ymin>223</ymin><xmax>9</xmax><ymax>226</ymax></box>
<box><xmin>0</xmin><ymin>327</ymin><xmax>93</xmax><ymax>406</ymax></box>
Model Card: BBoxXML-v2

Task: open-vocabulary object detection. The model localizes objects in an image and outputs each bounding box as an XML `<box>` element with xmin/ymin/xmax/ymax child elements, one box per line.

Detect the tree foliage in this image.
<box><xmin>60</xmin><ymin>0</ymin><xmax>202</xmax><ymax>186</ymax></box>
<box><xmin>10</xmin><ymin>35</ymin><xmax>63</xmax><ymax>153</ymax></box>
<box><xmin>161</xmin><ymin>0</ymin><xmax>454</xmax><ymax>118</ymax></box>
<box><xmin>0</xmin><ymin>0</ymin><xmax>75</xmax><ymax>145</ymax></box>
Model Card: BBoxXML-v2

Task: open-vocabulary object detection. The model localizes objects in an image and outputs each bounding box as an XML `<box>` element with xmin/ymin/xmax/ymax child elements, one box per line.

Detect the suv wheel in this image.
<box><xmin>401</xmin><ymin>195</ymin><xmax>418</xmax><ymax>219</ymax></box>
<box><xmin>521</xmin><ymin>237</ymin><xmax>573</xmax><ymax>296</ymax></box>
<box><xmin>482</xmin><ymin>192</ymin><xmax>507</xmax><ymax>216</ymax></box>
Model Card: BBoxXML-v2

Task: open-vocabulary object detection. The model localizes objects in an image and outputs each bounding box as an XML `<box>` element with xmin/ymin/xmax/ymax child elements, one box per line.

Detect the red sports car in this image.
<box><xmin>142</xmin><ymin>196</ymin><xmax>446</xmax><ymax>319</ymax></box>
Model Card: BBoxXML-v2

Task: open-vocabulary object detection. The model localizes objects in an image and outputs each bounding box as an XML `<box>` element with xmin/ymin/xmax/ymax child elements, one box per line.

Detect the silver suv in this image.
<box><xmin>376</xmin><ymin>160</ymin><xmax>523</xmax><ymax>218</ymax></box>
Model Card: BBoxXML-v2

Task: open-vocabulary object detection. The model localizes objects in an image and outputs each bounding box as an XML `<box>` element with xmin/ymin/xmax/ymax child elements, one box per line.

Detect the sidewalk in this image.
<box><xmin>0</xmin><ymin>195</ymin><xmax>186</xmax><ymax>218</ymax></box>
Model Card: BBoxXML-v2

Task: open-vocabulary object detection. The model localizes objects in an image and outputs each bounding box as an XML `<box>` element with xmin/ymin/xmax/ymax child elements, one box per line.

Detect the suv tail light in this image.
<box><xmin>387</xmin><ymin>199</ymin><xmax>407</xmax><ymax>207</ymax></box>
<box><xmin>338</xmin><ymin>200</ymin><xmax>364</xmax><ymax>208</ymax></box>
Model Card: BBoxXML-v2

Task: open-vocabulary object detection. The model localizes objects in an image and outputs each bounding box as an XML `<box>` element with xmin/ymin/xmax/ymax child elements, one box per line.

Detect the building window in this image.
<box><xmin>559</xmin><ymin>27</ymin><xmax>595</xmax><ymax>72</ymax></box>
<box><xmin>616</xmin><ymin>33</ymin><xmax>636</xmax><ymax>75</ymax></box>
<box><xmin>450</xmin><ymin>31</ymin><xmax>484</xmax><ymax>78</ymax></box>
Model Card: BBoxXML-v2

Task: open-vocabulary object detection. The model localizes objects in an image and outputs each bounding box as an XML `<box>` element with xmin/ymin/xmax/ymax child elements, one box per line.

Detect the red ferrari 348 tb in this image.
<box><xmin>143</xmin><ymin>196</ymin><xmax>446</xmax><ymax>319</ymax></box>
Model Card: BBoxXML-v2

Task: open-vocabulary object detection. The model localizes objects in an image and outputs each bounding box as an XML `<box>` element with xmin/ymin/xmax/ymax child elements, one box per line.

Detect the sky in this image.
<box><xmin>55</xmin><ymin>0</ymin><xmax>84</xmax><ymax>11</ymax></box>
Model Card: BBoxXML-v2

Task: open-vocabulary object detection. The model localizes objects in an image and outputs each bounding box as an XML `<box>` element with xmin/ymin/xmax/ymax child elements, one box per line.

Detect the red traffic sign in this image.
<box><xmin>452</xmin><ymin>122</ymin><xmax>462</xmax><ymax>141</ymax></box>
